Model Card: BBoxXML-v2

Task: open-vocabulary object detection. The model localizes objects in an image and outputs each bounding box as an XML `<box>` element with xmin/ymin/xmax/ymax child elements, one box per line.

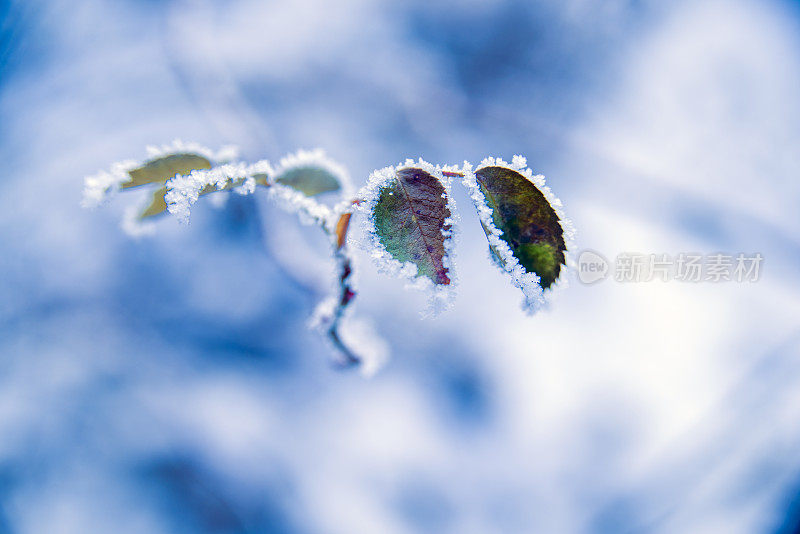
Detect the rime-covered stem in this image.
<box><xmin>323</xmin><ymin>206</ymin><xmax>360</xmax><ymax>367</ymax></box>
<box><xmin>326</xmin><ymin>243</ymin><xmax>360</xmax><ymax>367</ymax></box>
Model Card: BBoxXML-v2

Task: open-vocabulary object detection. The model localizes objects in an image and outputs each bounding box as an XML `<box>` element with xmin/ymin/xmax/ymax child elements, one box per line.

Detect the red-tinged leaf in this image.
<box><xmin>372</xmin><ymin>167</ymin><xmax>452</xmax><ymax>285</ymax></box>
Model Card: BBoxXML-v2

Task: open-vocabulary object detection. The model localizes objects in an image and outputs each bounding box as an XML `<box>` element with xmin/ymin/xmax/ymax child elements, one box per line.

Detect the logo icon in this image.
<box><xmin>578</xmin><ymin>249</ymin><xmax>609</xmax><ymax>284</ymax></box>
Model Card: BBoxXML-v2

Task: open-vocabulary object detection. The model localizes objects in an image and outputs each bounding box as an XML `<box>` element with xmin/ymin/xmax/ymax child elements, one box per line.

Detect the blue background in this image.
<box><xmin>2</xmin><ymin>0</ymin><xmax>800</xmax><ymax>532</ymax></box>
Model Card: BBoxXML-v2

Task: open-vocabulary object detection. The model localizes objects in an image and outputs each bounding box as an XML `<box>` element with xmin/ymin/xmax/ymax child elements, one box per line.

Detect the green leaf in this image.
<box><xmin>372</xmin><ymin>167</ymin><xmax>452</xmax><ymax>285</ymax></box>
<box><xmin>474</xmin><ymin>166</ymin><xmax>566</xmax><ymax>288</ymax></box>
<box><xmin>275</xmin><ymin>166</ymin><xmax>341</xmax><ymax>196</ymax></box>
<box><xmin>123</xmin><ymin>153</ymin><xmax>212</xmax><ymax>189</ymax></box>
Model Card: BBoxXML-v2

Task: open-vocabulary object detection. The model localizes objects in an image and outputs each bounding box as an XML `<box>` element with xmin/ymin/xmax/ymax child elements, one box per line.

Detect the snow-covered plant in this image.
<box><xmin>83</xmin><ymin>141</ymin><xmax>573</xmax><ymax>373</ymax></box>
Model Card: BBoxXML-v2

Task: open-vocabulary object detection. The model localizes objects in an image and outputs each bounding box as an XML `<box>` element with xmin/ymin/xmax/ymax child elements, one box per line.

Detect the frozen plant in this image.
<box><xmin>83</xmin><ymin>141</ymin><xmax>573</xmax><ymax>372</ymax></box>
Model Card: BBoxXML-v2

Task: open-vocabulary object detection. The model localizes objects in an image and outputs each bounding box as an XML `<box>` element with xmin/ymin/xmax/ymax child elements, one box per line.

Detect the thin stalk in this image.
<box><xmin>323</xmin><ymin>201</ymin><xmax>361</xmax><ymax>368</ymax></box>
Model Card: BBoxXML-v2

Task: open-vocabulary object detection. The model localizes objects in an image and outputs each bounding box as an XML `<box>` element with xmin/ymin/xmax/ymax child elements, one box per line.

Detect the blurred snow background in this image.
<box><xmin>2</xmin><ymin>0</ymin><xmax>800</xmax><ymax>532</ymax></box>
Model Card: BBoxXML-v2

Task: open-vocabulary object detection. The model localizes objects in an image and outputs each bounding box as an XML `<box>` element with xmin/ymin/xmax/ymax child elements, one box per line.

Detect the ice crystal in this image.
<box><xmin>165</xmin><ymin>160</ymin><xmax>272</xmax><ymax>223</ymax></box>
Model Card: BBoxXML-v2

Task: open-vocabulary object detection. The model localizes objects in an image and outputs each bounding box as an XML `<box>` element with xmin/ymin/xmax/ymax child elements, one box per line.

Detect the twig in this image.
<box><xmin>324</xmin><ymin>200</ymin><xmax>362</xmax><ymax>368</ymax></box>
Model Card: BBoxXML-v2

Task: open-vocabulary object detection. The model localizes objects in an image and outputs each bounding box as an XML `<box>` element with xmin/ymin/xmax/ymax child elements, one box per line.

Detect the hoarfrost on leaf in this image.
<box><xmin>124</xmin><ymin>154</ymin><xmax>213</xmax><ymax>189</ymax></box>
<box><xmin>164</xmin><ymin>160</ymin><xmax>273</xmax><ymax>223</ymax></box>
<box><xmin>82</xmin><ymin>143</ymin><xmax>577</xmax><ymax>374</ymax></box>
<box><xmin>144</xmin><ymin>139</ymin><xmax>238</xmax><ymax>164</ymax></box>
<box><xmin>273</xmin><ymin>149</ymin><xmax>352</xmax><ymax>199</ymax></box>
<box><xmin>81</xmin><ymin>140</ymin><xmax>237</xmax><ymax>209</ymax></box>
<box><xmin>462</xmin><ymin>156</ymin><xmax>574</xmax><ymax>314</ymax></box>
<box><xmin>81</xmin><ymin>159</ymin><xmax>139</xmax><ymax>209</ymax></box>
<box><xmin>265</xmin><ymin>183</ymin><xmax>333</xmax><ymax>228</ymax></box>
<box><xmin>358</xmin><ymin>158</ymin><xmax>458</xmax><ymax>314</ymax></box>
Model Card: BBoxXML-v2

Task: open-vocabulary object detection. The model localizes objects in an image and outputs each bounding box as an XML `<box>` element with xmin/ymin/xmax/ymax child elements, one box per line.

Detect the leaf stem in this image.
<box><xmin>326</xmin><ymin>245</ymin><xmax>360</xmax><ymax>367</ymax></box>
<box><xmin>324</xmin><ymin>201</ymin><xmax>362</xmax><ymax>368</ymax></box>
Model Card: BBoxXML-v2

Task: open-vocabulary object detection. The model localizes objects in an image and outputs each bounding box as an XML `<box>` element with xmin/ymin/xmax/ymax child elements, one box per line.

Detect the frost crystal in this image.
<box><xmin>81</xmin><ymin>140</ymin><xmax>238</xmax><ymax>209</ymax></box>
<box><xmin>462</xmin><ymin>156</ymin><xmax>575</xmax><ymax>314</ymax></box>
<box><xmin>358</xmin><ymin>158</ymin><xmax>458</xmax><ymax>315</ymax></box>
<box><xmin>265</xmin><ymin>183</ymin><xmax>333</xmax><ymax>228</ymax></box>
<box><xmin>81</xmin><ymin>159</ymin><xmax>139</xmax><ymax>208</ymax></box>
<box><xmin>165</xmin><ymin>160</ymin><xmax>272</xmax><ymax>223</ymax></box>
<box><xmin>145</xmin><ymin>139</ymin><xmax>239</xmax><ymax>164</ymax></box>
